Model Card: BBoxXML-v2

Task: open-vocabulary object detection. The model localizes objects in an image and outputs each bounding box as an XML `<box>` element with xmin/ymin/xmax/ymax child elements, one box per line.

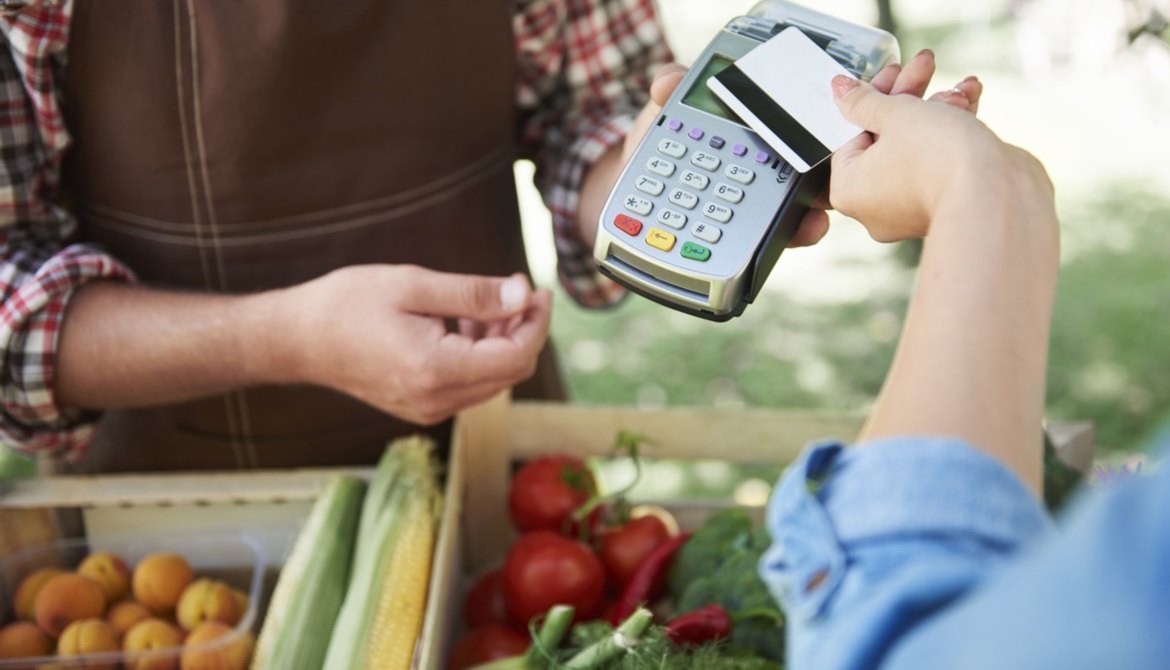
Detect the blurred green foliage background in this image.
<box><xmin>2</xmin><ymin>0</ymin><xmax>1167</xmax><ymax>483</ymax></box>
<box><xmin>526</xmin><ymin>0</ymin><xmax>1170</xmax><ymax>460</ymax></box>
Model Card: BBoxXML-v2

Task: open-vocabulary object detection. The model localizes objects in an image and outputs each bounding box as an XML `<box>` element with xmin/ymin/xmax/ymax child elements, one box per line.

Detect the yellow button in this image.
<box><xmin>645</xmin><ymin>227</ymin><xmax>676</xmax><ymax>251</ymax></box>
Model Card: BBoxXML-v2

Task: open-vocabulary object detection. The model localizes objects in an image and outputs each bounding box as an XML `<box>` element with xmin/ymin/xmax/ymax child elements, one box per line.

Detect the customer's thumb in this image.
<box><xmin>832</xmin><ymin>76</ymin><xmax>888</xmax><ymax>134</ymax></box>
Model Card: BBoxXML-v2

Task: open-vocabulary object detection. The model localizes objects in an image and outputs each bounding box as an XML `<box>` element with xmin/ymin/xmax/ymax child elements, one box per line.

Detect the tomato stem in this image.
<box><xmin>571</xmin><ymin>430</ymin><xmax>654</xmax><ymax>536</ymax></box>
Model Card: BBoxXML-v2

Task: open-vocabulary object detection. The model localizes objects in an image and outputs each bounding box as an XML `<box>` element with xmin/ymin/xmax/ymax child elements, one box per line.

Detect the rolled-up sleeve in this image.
<box><xmin>514</xmin><ymin>0</ymin><xmax>672</xmax><ymax>308</ymax></box>
<box><xmin>759</xmin><ymin>438</ymin><xmax>1052</xmax><ymax>669</ymax></box>
<box><xmin>1</xmin><ymin>8</ymin><xmax>135</xmax><ymax>460</ymax></box>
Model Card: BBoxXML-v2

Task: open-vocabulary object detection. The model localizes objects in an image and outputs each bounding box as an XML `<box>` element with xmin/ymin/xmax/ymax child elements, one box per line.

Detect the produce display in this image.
<box><xmin>251</xmin><ymin>435</ymin><xmax>442</xmax><ymax>670</ymax></box>
<box><xmin>451</xmin><ymin>434</ymin><xmax>786</xmax><ymax>670</ymax></box>
<box><xmin>0</xmin><ymin>424</ymin><xmax>793</xmax><ymax>670</ymax></box>
<box><xmin>0</xmin><ymin>549</ymin><xmax>253</xmax><ymax>669</ymax></box>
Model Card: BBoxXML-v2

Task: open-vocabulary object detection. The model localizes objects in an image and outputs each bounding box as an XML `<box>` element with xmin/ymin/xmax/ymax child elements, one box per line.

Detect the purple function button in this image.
<box><xmin>666</xmin><ymin>118</ymin><xmax>683</xmax><ymax>132</ymax></box>
<box><xmin>688</xmin><ymin>127</ymin><xmax>704</xmax><ymax>140</ymax></box>
<box><xmin>709</xmin><ymin>136</ymin><xmax>726</xmax><ymax>149</ymax></box>
<box><xmin>731</xmin><ymin>143</ymin><xmax>748</xmax><ymax>157</ymax></box>
<box><xmin>754</xmin><ymin>150</ymin><xmax>771</xmax><ymax>164</ymax></box>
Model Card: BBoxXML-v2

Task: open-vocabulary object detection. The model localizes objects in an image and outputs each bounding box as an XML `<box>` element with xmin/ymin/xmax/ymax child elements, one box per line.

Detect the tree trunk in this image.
<box><xmin>876</xmin><ymin>0</ymin><xmax>898</xmax><ymax>36</ymax></box>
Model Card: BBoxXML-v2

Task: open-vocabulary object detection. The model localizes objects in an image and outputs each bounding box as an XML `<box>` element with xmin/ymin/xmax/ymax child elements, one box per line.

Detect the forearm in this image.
<box><xmin>576</xmin><ymin>145</ymin><xmax>624</xmax><ymax>248</ymax></box>
<box><xmin>54</xmin><ymin>282</ymin><xmax>296</xmax><ymax>410</ymax></box>
<box><xmin>861</xmin><ymin>154</ymin><xmax>1060</xmax><ymax>492</ymax></box>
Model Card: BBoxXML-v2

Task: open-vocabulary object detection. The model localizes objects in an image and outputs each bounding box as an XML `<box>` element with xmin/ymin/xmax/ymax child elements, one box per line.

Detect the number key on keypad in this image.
<box><xmin>724</xmin><ymin>165</ymin><xmax>755</xmax><ymax>184</ymax></box>
<box><xmin>658</xmin><ymin>139</ymin><xmax>686</xmax><ymax>158</ymax></box>
<box><xmin>669</xmin><ymin>188</ymin><xmax>692</xmax><ymax>209</ymax></box>
<box><xmin>679</xmin><ymin>170</ymin><xmax>709</xmax><ymax>190</ymax></box>
<box><xmin>646</xmin><ymin>157</ymin><xmax>676</xmax><ymax>177</ymax></box>
<box><xmin>690</xmin><ymin>151</ymin><xmax>721</xmax><ymax>171</ymax></box>
<box><xmin>702</xmin><ymin>201</ymin><xmax>732</xmax><ymax>223</ymax></box>
<box><xmin>656</xmin><ymin>209</ymin><xmax>687</xmax><ymax>230</ymax></box>
<box><xmin>668</xmin><ymin>188</ymin><xmax>699</xmax><ymax>210</ymax></box>
<box><xmin>635</xmin><ymin>175</ymin><xmax>665</xmax><ymax>196</ymax></box>
<box><xmin>714</xmin><ymin>183</ymin><xmax>744</xmax><ymax>203</ymax></box>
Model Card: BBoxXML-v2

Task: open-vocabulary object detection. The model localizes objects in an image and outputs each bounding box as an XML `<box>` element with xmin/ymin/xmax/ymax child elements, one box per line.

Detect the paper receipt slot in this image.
<box><xmin>593</xmin><ymin>1</ymin><xmax>899</xmax><ymax>321</ymax></box>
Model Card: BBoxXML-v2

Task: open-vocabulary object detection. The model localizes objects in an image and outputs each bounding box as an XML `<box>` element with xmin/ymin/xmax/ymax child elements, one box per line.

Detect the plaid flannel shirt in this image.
<box><xmin>0</xmin><ymin>0</ymin><xmax>672</xmax><ymax>458</ymax></box>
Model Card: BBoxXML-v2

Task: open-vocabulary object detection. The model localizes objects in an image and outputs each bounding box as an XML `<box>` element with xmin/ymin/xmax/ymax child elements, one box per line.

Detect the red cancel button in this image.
<box><xmin>614</xmin><ymin>214</ymin><xmax>643</xmax><ymax>236</ymax></box>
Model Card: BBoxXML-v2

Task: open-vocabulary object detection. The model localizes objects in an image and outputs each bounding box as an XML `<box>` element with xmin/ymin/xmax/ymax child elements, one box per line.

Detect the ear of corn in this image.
<box><xmin>362</xmin><ymin>487</ymin><xmax>439</xmax><ymax>669</ymax></box>
<box><xmin>249</xmin><ymin>474</ymin><xmax>365</xmax><ymax>670</ymax></box>
<box><xmin>323</xmin><ymin>436</ymin><xmax>442</xmax><ymax>670</ymax></box>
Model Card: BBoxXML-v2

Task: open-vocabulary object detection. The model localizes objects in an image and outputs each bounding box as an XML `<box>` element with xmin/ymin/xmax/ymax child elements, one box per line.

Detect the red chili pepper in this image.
<box><xmin>610</xmin><ymin>531</ymin><xmax>693</xmax><ymax>625</ymax></box>
<box><xmin>664</xmin><ymin>605</ymin><xmax>733</xmax><ymax>646</ymax></box>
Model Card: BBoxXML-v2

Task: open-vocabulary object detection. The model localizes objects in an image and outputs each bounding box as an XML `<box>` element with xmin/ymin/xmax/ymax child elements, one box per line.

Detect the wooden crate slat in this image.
<box><xmin>510</xmin><ymin>401</ymin><xmax>865</xmax><ymax>464</ymax></box>
<box><xmin>0</xmin><ymin>467</ymin><xmax>371</xmax><ymax>509</ymax></box>
<box><xmin>510</xmin><ymin>402</ymin><xmax>1096</xmax><ymax>470</ymax></box>
<box><xmin>456</xmin><ymin>393</ymin><xmax>513</xmax><ymax>572</ymax></box>
<box><xmin>416</xmin><ymin>421</ymin><xmax>466</xmax><ymax>670</ymax></box>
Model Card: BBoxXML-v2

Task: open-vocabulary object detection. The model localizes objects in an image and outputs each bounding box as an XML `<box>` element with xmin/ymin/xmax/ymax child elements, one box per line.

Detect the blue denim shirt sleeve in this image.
<box><xmin>760</xmin><ymin>437</ymin><xmax>1170</xmax><ymax>669</ymax></box>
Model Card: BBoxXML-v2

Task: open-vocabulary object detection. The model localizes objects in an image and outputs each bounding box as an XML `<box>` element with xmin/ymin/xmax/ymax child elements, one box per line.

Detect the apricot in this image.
<box><xmin>57</xmin><ymin>618</ymin><xmax>119</xmax><ymax>670</ymax></box>
<box><xmin>230</xmin><ymin>590</ymin><xmax>249</xmax><ymax>621</ymax></box>
<box><xmin>34</xmin><ymin>573</ymin><xmax>107</xmax><ymax>637</ymax></box>
<box><xmin>180</xmin><ymin>622</ymin><xmax>252</xmax><ymax>670</ymax></box>
<box><xmin>133</xmin><ymin>553</ymin><xmax>194</xmax><ymax>615</ymax></box>
<box><xmin>78</xmin><ymin>552</ymin><xmax>132</xmax><ymax>603</ymax></box>
<box><xmin>13</xmin><ymin>567</ymin><xmax>66</xmax><ymax>621</ymax></box>
<box><xmin>108</xmin><ymin>599</ymin><xmax>153</xmax><ymax>639</ymax></box>
<box><xmin>176</xmin><ymin>579</ymin><xmax>239</xmax><ymax>631</ymax></box>
<box><xmin>123</xmin><ymin>618</ymin><xmax>184</xmax><ymax>670</ymax></box>
<box><xmin>0</xmin><ymin>621</ymin><xmax>52</xmax><ymax>659</ymax></box>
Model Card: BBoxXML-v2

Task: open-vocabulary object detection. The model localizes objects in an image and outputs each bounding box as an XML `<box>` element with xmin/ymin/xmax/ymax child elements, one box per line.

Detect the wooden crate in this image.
<box><xmin>0</xmin><ymin>459</ymin><xmax>467</xmax><ymax>669</ymax></box>
<box><xmin>420</xmin><ymin>395</ymin><xmax>1096</xmax><ymax>668</ymax></box>
<box><xmin>0</xmin><ymin>396</ymin><xmax>1094</xmax><ymax>668</ymax></box>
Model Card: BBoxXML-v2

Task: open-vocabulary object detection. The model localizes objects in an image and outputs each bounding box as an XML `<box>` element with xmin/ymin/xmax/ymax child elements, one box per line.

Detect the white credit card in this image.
<box><xmin>707</xmin><ymin>27</ymin><xmax>863</xmax><ymax>173</ymax></box>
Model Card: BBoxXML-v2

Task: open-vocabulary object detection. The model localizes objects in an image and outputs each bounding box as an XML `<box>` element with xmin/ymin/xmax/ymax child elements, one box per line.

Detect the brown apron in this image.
<box><xmin>59</xmin><ymin>0</ymin><xmax>564</xmax><ymax>472</ymax></box>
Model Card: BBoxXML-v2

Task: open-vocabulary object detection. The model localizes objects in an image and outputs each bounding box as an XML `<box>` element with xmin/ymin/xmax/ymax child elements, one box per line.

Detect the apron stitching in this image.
<box><xmin>218</xmin><ymin>395</ymin><xmax>248</xmax><ymax>471</ymax></box>
<box><xmin>76</xmin><ymin>156</ymin><xmax>513</xmax><ymax>247</ymax></box>
<box><xmin>185</xmin><ymin>0</ymin><xmax>230</xmax><ymax>293</ymax></box>
<box><xmin>233</xmin><ymin>390</ymin><xmax>260</xmax><ymax>469</ymax></box>
<box><xmin>172</xmin><ymin>0</ymin><xmax>215</xmax><ymax>293</ymax></box>
<box><xmin>71</xmin><ymin>146</ymin><xmax>515</xmax><ymax>234</ymax></box>
<box><xmin>182</xmin><ymin>0</ymin><xmax>249</xmax><ymax>470</ymax></box>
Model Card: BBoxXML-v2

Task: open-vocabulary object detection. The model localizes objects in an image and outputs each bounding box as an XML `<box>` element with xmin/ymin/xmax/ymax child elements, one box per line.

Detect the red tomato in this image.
<box><xmin>464</xmin><ymin>569</ymin><xmax>516</xmax><ymax>630</ymax></box>
<box><xmin>596</xmin><ymin>600</ymin><xmax>619</xmax><ymax>624</ymax></box>
<box><xmin>503</xmin><ymin>531</ymin><xmax>605</xmax><ymax>625</ymax></box>
<box><xmin>599</xmin><ymin>515</ymin><xmax>671</xmax><ymax>588</ymax></box>
<box><xmin>508</xmin><ymin>455</ymin><xmax>597</xmax><ymax>534</ymax></box>
<box><xmin>448</xmin><ymin>625</ymin><xmax>530</xmax><ymax>670</ymax></box>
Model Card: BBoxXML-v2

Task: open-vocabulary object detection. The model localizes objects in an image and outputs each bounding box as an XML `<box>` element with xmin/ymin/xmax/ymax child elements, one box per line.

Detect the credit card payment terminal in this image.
<box><xmin>593</xmin><ymin>1</ymin><xmax>899</xmax><ymax>321</ymax></box>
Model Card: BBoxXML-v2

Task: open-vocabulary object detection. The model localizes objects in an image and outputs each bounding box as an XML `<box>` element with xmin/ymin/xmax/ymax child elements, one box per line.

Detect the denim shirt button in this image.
<box><xmin>804</xmin><ymin>567</ymin><xmax>830</xmax><ymax>594</ymax></box>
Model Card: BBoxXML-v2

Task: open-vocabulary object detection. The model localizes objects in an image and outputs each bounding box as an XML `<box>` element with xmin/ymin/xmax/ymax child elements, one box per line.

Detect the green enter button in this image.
<box><xmin>680</xmin><ymin>241</ymin><xmax>711</xmax><ymax>261</ymax></box>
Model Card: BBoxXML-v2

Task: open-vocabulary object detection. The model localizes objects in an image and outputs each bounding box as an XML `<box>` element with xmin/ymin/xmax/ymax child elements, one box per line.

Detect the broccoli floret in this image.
<box><xmin>668</xmin><ymin>508</ymin><xmax>754</xmax><ymax>599</ymax></box>
<box><xmin>569</xmin><ymin>620</ymin><xmax>616</xmax><ymax>649</ymax></box>
<box><xmin>674</xmin><ymin>516</ymin><xmax>785</xmax><ymax>662</ymax></box>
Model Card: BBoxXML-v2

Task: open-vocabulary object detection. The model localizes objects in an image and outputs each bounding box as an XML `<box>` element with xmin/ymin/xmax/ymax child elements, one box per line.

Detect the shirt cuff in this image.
<box><xmin>1</xmin><ymin>244</ymin><xmax>135</xmax><ymax>461</ymax></box>
<box><xmin>759</xmin><ymin>438</ymin><xmax>1052</xmax><ymax>668</ymax></box>
<box><xmin>546</xmin><ymin>111</ymin><xmax>637</xmax><ymax>309</ymax></box>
